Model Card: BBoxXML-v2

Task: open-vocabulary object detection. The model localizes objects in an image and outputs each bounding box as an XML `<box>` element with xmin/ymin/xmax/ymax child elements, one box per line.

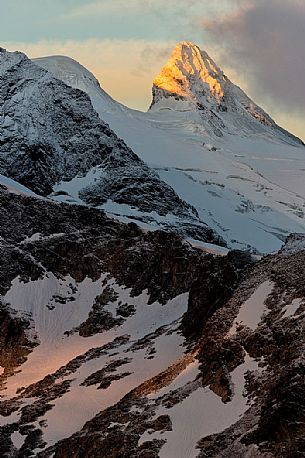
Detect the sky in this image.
<box><xmin>0</xmin><ymin>0</ymin><xmax>304</xmax><ymax>140</ymax></box>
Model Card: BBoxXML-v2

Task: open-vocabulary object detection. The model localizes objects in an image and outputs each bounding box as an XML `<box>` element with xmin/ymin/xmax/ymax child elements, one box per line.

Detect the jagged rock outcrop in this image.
<box><xmin>181</xmin><ymin>249</ymin><xmax>255</xmax><ymax>340</ymax></box>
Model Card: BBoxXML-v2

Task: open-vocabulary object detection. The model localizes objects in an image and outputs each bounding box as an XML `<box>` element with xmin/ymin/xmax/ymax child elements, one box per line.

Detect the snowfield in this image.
<box><xmin>1</xmin><ymin>273</ymin><xmax>272</xmax><ymax>455</ymax></box>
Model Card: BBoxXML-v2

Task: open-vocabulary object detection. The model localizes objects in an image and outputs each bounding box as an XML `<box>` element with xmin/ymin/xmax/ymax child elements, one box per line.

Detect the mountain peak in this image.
<box><xmin>152</xmin><ymin>41</ymin><xmax>225</xmax><ymax>105</ymax></box>
<box><xmin>34</xmin><ymin>55</ymin><xmax>102</xmax><ymax>92</ymax></box>
<box><xmin>174</xmin><ymin>40</ymin><xmax>200</xmax><ymax>51</ymax></box>
<box><xmin>34</xmin><ymin>54</ymin><xmax>127</xmax><ymax>115</ymax></box>
<box><xmin>150</xmin><ymin>42</ymin><xmax>303</xmax><ymax>145</ymax></box>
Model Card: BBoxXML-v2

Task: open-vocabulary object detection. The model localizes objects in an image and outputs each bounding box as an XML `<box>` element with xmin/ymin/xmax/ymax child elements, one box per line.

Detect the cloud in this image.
<box><xmin>201</xmin><ymin>0</ymin><xmax>305</xmax><ymax>121</ymax></box>
<box><xmin>66</xmin><ymin>0</ymin><xmax>145</xmax><ymax>17</ymax></box>
<box><xmin>66</xmin><ymin>0</ymin><xmax>235</xmax><ymax>20</ymax></box>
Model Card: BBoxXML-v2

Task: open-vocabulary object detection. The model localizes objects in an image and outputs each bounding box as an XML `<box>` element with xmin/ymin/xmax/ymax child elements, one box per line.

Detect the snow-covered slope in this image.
<box><xmin>34</xmin><ymin>55</ymin><xmax>127</xmax><ymax>116</ymax></box>
<box><xmin>0</xmin><ymin>174</ymin><xmax>37</xmax><ymax>197</ymax></box>
<box><xmin>36</xmin><ymin>43</ymin><xmax>305</xmax><ymax>254</ymax></box>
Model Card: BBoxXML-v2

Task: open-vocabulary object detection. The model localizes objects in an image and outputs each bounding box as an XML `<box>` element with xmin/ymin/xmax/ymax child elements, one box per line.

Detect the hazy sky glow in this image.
<box><xmin>1</xmin><ymin>0</ymin><xmax>304</xmax><ymax>140</ymax></box>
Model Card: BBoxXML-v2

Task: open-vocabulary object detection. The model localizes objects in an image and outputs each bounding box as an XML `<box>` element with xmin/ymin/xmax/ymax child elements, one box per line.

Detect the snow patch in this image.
<box><xmin>228</xmin><ymin>281</ymin><xmax>274</xmax><ymax>335</ymax></box>
<box><xmin>11</xmin><ymin>431</ymin><xmax>25</xmax><ymax>450</ymax></box>
<box><xmin>140</xmin><ymin>354</ymin><xmax>259</xmax><ymax>458</ymax></box>
<box><xmin>0</xmin><ymin>174</ymin><xmax>37</xmax><ymax>197</ymax></box>
<box><xmin>281</xmin><ymin>298</ymin><xmax>302</xmax><ymax>319</ymax></box>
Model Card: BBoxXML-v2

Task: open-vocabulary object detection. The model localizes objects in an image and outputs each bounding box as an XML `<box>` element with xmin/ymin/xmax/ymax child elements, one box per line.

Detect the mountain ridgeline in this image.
<box><xmin>0</xmin><ymin>47</ymin><xmax>223</xmax><ymax>245</ymax></box>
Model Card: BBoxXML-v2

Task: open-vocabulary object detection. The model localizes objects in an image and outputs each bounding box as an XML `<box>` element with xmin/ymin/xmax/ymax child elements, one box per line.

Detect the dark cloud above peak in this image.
<box><xmin>202</xmin><ymin>0</ymin><xmax>305</xmax><ymax>118</ymax></box>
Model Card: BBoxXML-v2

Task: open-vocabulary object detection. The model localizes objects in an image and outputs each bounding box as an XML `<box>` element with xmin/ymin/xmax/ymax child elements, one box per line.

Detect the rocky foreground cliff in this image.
<box><xmin>0</xmin><ymin>181</ymin><xmax>304</xmax><ymax>457</ymax></box>
<box><xmin>42</xmin><ymin>235</ymin><xmax>305</xmax><ymax>458</ymax></box>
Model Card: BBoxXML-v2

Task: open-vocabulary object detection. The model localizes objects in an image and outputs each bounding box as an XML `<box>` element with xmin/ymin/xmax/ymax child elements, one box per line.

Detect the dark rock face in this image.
<box><xmin>0</xmin><ymin>302</ymin><xmax>36</xmax><ymax>388</ymax></box>
<box><xmin>181</xmin><ymin>250</ymin><xmax>254</xmax><ymax>340</ymax></box>
<box><xmin>244</xmin><ymin>363</ymin><xmax>305</xmax><ymax>455</ymax></box>
<box><xmin>0</xmin><ymin>50</ymin><xmax>118</xmax><ymax>196</ymax></box>
<box><xmin>193</xmin><ymin>244</ymin><xmax>305</xmax><ymax>457</ymax></box>
<box><xmin>0</xmin><ymin>186</ymin><xmax>200</xmax><ymax>301</ymax></box>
